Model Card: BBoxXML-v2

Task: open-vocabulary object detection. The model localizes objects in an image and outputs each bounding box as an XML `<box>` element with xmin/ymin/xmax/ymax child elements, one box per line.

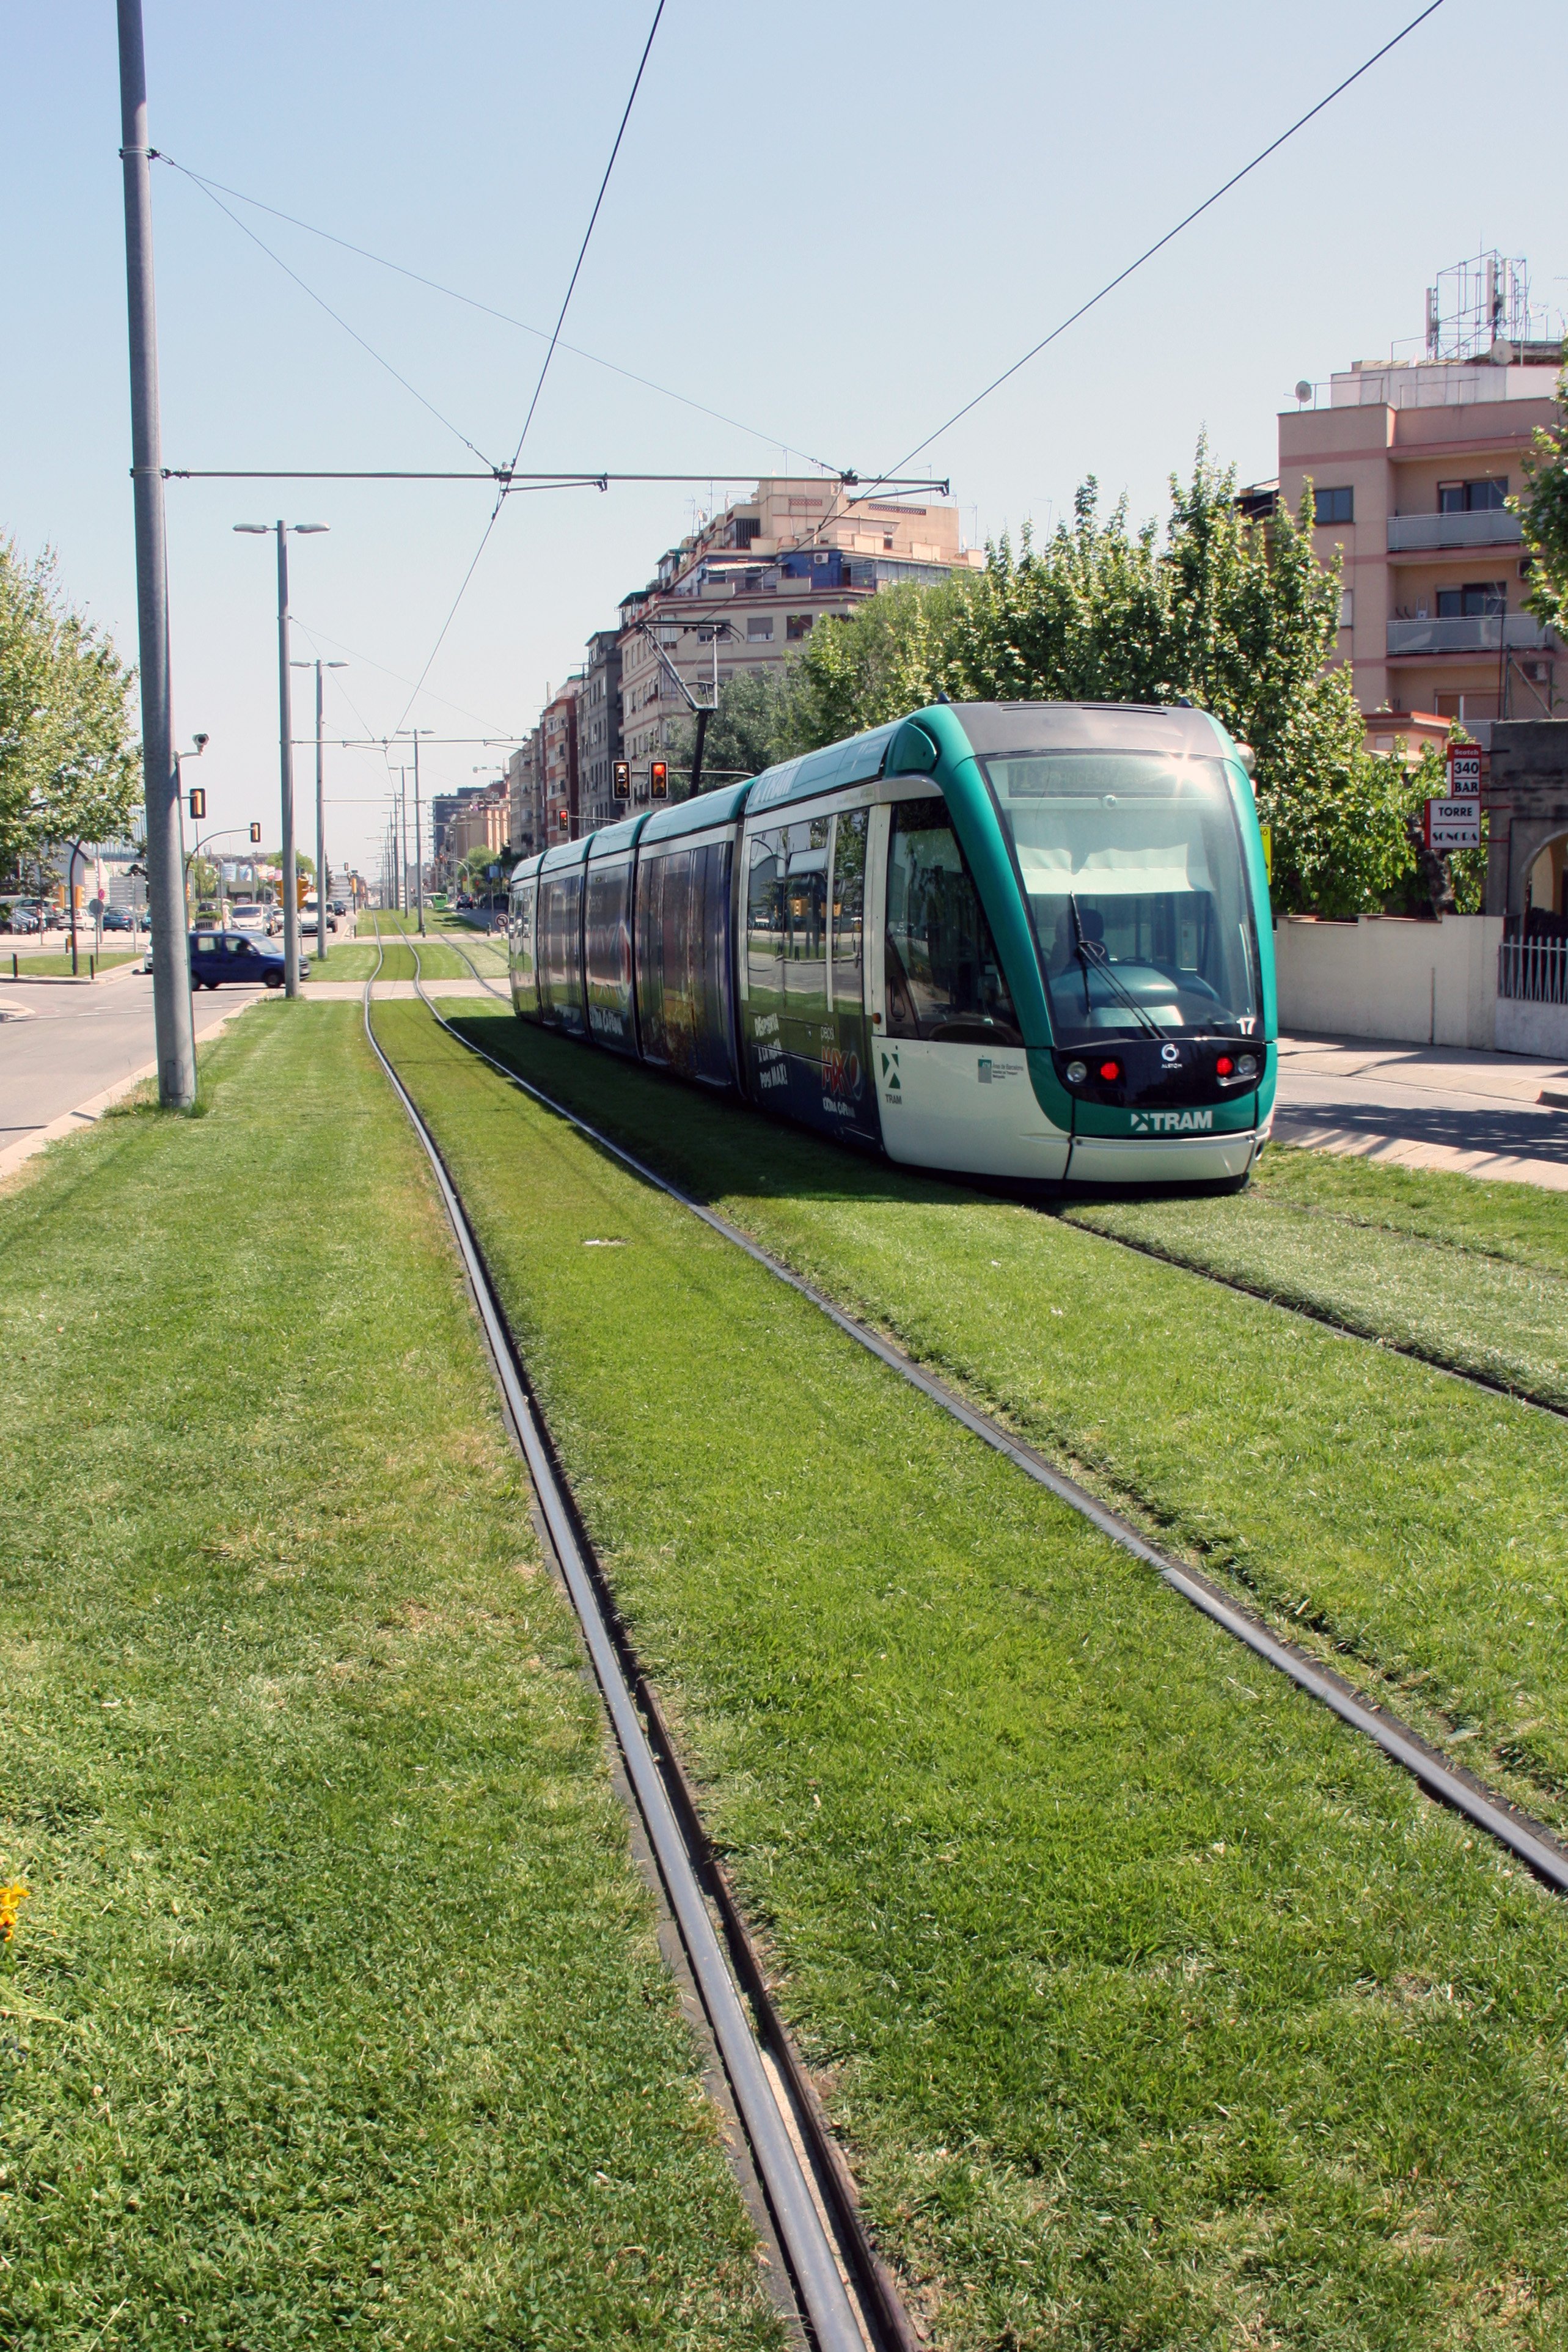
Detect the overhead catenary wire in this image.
<box><xmin>392</xmin><ymin>0</ymin><xmax>668</xmax><ymax>737</ymax></box>
<box><xmin>153</xmin><ymin>155</ymin><xmax>841</xmax><ymax>476</ymax></box>
<box><xmin>858</xmin><ymin>0</ymin><xmax>1448</xmax><ymax>494</ymax></box>
<box><xmin>169</xmin><ymin>166</ymin><xmax>499</xmax><ymax>469</ymax></box>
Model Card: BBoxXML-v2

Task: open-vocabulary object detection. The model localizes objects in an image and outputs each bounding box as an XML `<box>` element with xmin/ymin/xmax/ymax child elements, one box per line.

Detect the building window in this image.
<box><xmin>1438</xmin><ymin>478</ymin><xmax>1508</xmax><ymax>513</ymax></box>
<box><xmin>786</xmin><ymin>615</ymin><xmax>814</xmax><ymax>642</ymax></box>
<box><xmin>1435</xmin><ymin>582</ymin><xmax>1507</xmax><ymax>619</ymax></box>
<box><xmin>747</xmin><ymin>615</ymin><xmax>774</xmax><ymax>640</ymax></box>
<box><xmin>734</xmin><ymin>518</ymin><xmax>761</xmax><ymax>547</ymax></box>
<box><xmin>1313</xmin><ymin>485</ymin><xmax>1354</xmax><ymax>526</ymax></box>
<box><xmin>1338</xmin><ymin>589</ymin><xmax>1353</xmax><ymax>628</ymax></box>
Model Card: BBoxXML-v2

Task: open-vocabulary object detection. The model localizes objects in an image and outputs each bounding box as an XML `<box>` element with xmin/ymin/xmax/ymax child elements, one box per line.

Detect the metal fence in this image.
<box><xmin>1499</xmin><ymin>938</ymin><xmax>1568</xmax><ymax>1005</ymax></box>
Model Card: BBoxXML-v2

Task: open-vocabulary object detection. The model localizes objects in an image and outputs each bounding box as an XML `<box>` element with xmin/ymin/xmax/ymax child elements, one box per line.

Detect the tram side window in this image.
<box><xmin>746</xmin><ymin>829</ymin><xmax>786</xmax><ymax>1020</ymax></box>
<box><xmin>785</xmin><ymin>816</ymin><xmax>830</xmax><ymax>1012</ymax></box>
<box><xmin>831</xmin><ymin>808</ymin><xmax>867</xmax><ymax>1007</ymax></box>
<box><xmin>885</xmin><ymin>802</ymin><xmax>1021</xmax><ymax>1044</ymax></box>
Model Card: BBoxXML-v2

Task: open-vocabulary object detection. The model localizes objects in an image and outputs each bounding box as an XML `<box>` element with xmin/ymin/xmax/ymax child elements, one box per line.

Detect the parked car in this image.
<box><xmin>9</xmin><ymin>906</ymin><xmax>43</xmax><ymax>934</ymax></box>
<box><xmin>187</xmin><ymin>931</ymin><xmax>306</xmax><ymax>989</ymax></box>
<box><xmin>100</xmin><ymin>906</ymin><xmax>135</xmax><ymax>932</ymax></box>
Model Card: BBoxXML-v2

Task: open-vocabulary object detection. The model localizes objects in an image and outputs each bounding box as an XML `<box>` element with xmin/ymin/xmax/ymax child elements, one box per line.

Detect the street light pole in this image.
<box><xmin>116</xmin><ymin>0</ymin><xmax>196</xmax><ymax>1104</ymax></box>
<box><xmin>411</xmin><ymin>731</ymin><xmax>425</xmax><ymax>935</ymax></box>
<box><xmin>235</xmin><ymin>521</ymin><xmax>328</xmax><ymax>998</ymax></box>
<box><xmin>291</xmin><ymin>658</ymin><xmax>345</xmax><ymax>964</ymax></box>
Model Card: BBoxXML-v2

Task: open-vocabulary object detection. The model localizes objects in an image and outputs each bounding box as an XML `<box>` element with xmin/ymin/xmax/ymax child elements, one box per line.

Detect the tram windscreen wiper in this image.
<box><xmin>1069</xmin><ymin>895</ymin><xmax>1163</xmax><ymax>1039</ymax></box>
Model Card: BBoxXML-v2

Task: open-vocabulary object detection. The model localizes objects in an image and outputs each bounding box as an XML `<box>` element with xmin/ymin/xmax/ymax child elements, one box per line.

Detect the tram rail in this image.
<box><xmin>364</xmin><ymin>921</ymin><xmax>911</xmax><ymax>2352</ymax></box>
<box><xmin>383</xmin><ymin>932</ymin><xmax>1568</xmax><ymax>1899</ymax></box>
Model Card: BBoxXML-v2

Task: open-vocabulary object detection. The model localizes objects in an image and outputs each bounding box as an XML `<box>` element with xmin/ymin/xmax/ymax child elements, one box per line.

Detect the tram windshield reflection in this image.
<box><xmin>981</xmin><ymin>750</ymin><xmax>1261</xmax><ymax>1043</ymax></box>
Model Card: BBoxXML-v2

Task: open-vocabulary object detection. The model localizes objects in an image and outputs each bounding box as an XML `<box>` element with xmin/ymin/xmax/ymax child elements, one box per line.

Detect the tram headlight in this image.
<box><xmin>1236</xmin><ymin>1052</ymin><xmax>1258</xmax><ymax>1079</ymax></box>
<box><xmin>1066</xmin><ymin>1059</ymin><xmax>1087</xmax><ymax>1084</ymax></box>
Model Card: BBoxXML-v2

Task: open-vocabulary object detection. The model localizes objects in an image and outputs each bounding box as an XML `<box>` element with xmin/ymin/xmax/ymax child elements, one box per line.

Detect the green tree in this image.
<box><xmin>785</xmin><ymin>449</ymin><xmax>1417</xmax><ymax>915</ymax></box>
<box><xmin>1514</xmin><ymin>346</ymin><xmax>1568</xmax><ymax>635</ymax></box>
<box><xmin>0</xmin><ymin>540</ymin><xmax>140</xmax><ymax>878</ymax></box>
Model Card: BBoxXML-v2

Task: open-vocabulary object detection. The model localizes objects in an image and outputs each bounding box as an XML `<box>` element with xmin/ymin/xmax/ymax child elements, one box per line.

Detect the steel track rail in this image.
<box><xmin>396</xmin><ymin>961</ymin><xmax>1568</xmax><ymax>1899</ymax></box>
<box><xmin>1060</xmin><ymin>1214</ymin><xmax>1568</xmax><ymax>1424</ymax></box>
<box><xmin>362</xmin><ymin>926</ymin><xmax>884</xmax><ymax>2352</ymax></box>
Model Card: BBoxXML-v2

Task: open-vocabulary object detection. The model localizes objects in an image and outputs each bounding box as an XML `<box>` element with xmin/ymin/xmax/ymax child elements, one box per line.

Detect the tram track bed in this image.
<box><xmin>1062</xmin><ymin>1147</ymin><xmax>1568</xmax><ymax>1415</ymax></box>
<box><xmin>375</xmin><ymin>994</ymin><xmax>1568</xmax><ymax>2350</ymax></box>
<box><xmin>427</xmin><ymin>1002</ymin><xmax>1568</xmax><ymax>1841</ymax></box>
<box><xmin>0</xmin><ymin>1003</ymin><xmax>781</xmax><ymax>2349</ymax></box>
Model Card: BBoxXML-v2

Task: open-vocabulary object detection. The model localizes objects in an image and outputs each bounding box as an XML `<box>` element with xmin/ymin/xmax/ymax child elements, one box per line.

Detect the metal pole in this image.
<box><xmin>117</xmin><ymin>0</ymin><xmax>196</xmax><ymax>1102</ymax></box>
<box><xmin>314</xmin><ymin>659</ymin><xmax>328</xmax><ymax>964</ymax></box>
<box><xmin>276</xmin><ymin>523</ymin><xmax>299</xmax><ymax>997</ymax></box>
<box><xmin>412</xmin><ymin>733</ymin><xmax>425</xmax><ymax>934</ymax></box>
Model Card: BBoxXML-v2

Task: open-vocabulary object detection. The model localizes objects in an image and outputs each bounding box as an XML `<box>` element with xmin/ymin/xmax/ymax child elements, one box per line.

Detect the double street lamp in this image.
<box><xmin>233</xmin><ymin>521</ymin><xmax>328</xmax><ymax>998</ymax></box>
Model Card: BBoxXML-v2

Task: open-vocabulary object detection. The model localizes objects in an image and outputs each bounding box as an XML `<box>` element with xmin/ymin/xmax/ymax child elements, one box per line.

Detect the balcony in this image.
<box><xmin>1387</xmin><ymin>614</ymin><xmax>1552</xmax><ymax>656</ymax></box>
<box><xmin>1387</xmin><ymin>510</ymin><xmax>1523</xmax><ymax>552</ymax></box>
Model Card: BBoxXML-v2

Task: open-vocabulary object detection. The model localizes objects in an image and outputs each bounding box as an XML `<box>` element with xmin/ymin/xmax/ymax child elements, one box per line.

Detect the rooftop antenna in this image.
<box><xmin>1294</xmin><ymin>378</ymin><xmax>1313</xmax><ymax>405</ymax></box>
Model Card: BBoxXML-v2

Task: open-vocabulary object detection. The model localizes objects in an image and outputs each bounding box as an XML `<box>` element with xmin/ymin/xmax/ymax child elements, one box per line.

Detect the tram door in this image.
<box><xmin>868</xmin><ymin>799</ymin><xmax>1069</xmax><ymax>1178</ymax></box>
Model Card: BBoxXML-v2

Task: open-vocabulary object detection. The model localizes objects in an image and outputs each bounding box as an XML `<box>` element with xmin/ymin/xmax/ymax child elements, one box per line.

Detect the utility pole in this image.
<box><xmin>276</xmin><ymin>527</ymin><xmax>299</xmax><ymax>996</ymax></box>
<box><xmin>398</xmin><ymin>771</ymin><xmax>409</xmax><ymax>918</ymax></box>
<box><xmin>116</xmin><ymin>0</ymin><xmax>196</xmax><ymax>1104</ymax></box>
<box><xmin>411</xmin><ymin>731</ymin><xmax>425</xmax><ymax>935</ymax></box>
<box><xmin>291</xmin><ymin>658</ymin><xmax>345</xmax><ymax>964</ymax></box>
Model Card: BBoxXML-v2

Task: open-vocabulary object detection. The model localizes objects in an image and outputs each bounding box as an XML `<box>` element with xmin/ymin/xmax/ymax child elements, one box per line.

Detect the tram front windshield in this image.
<box><xmin>981</xmin><ymin>749</ymin><xmax>1260</xmax><ymax>1043</ymax></box>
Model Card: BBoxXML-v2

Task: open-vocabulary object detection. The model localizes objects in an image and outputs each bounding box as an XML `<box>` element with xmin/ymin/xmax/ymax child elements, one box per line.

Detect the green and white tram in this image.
<box><xmin>507</xmin><ymin>700</ymin><xmax>1277</xmax><ymax>1187</ymax></box>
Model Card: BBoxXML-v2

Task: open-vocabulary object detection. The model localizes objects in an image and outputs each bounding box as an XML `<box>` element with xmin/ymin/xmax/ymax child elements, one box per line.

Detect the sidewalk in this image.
<box><xmin>1273</xmin><ymin>1033</ymin><xmax>1568</xmax><ymax>1190</ymax></box>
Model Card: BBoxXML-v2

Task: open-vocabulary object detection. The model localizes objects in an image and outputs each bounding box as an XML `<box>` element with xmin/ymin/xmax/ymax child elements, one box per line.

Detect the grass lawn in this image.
<box><xmin>0</xmin><ymin>1002</ymin><xmax>779</xmax><ymax>2350</ymax></box>
<box><xmin>302</xmin><ymin>942</ymin><xmax>383</xmax><ymax>983</ymax></box>
<box><xmin>1251</xmin><ymin>1142</ymin><xmax>1568</xmax><ymax>1274</ymax></box>
<box><xmin>441</xmin><ymin>1007</ymin><xmax>1568</xmax><ymax>1831</ymax></box>
<box><xmin>377</xmin><ymin>996</ymin><xmax>1568</xmax><ymax>2352</ymax></box>
<box><xmin>1</xmin><ymin>950</ymin><xmax>139</xmax><ymax>978</ymax></box>
<box><xmin>1063</xmin><ymin>1161</ymin><xmax>1568</xmax><ymax>1409</ymax></box>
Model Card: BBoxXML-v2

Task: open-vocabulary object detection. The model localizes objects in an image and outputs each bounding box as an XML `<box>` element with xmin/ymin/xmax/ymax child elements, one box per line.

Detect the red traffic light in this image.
<box><xmin>249</xmin><ymin>822</ymin><xmax>262</xmax><ymax>844</ymax></box>
<box><xmin>188</xmin><ymin>785</ymin><xmax>207</xmax><ymax>820</ymax></box>
<box><xmin>650</xmin><ymin>760</ymin><xmax>668</xmax><ymax>799</ymax></box>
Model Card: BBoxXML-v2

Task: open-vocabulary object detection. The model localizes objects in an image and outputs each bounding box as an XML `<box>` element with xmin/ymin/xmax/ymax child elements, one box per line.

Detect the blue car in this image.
<box><xmin>188</xmin><ymin>930</ymin><xmax>299</xmax><ymax>989</ymax></box>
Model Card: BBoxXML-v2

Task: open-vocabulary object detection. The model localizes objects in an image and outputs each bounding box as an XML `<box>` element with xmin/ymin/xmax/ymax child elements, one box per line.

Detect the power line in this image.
<box><xmin>155</xmin><ymin>152</ymin><xmax>840</xmax><ymax>477</ymax></box>
<box><xmin>863</xmin><ymin>0</ymin><xmax>1448</xmax><ymax>492</ymax></box>
<box><xmin>394</xmin><ymin>0</ymin><xmax>667</xmax><ymax>735</ymax></box>
<box><xmin>167</xmin><ymin>163</ymin><xmax>498</xmax><ymax>469</ymax></box>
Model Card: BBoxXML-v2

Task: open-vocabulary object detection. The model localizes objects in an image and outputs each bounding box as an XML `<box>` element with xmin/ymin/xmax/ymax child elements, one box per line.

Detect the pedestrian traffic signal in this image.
<box><xmin>613</xmin><ymin>759</ymin><xmax>630</xmax><ymax>800</ymax></box>
<box><xmin>249</xmin><ymin>822</ymin><xmax>262</xmax><ymax>843</ymax></box>
<box><xmin>188</xmin><ymin>786</ymin><xmax>206</xmax><ymax>819</ymax></box>
<box><xmin>650</xmin><ymin>760</ymin><xmax>668</xmax><ymax>800</ymax></box>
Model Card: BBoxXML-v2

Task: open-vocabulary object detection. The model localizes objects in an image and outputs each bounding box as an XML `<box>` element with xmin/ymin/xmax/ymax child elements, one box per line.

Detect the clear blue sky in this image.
<box><xmin>4</xmin><ymin>0</ymin><xmax>1564</xmax><ymax>874</ymax></box>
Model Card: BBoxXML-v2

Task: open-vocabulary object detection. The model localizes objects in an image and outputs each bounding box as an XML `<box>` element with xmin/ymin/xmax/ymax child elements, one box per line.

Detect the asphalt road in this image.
<box><xmin>1273</xmin><ymin>1033</ymin><xmax>1568</xmax><ymax>1189</ymax></box>
<box><xmin>0</xmin><ymin>969</ymin><xmax>268</xmax><ymax>1168</ymax></box>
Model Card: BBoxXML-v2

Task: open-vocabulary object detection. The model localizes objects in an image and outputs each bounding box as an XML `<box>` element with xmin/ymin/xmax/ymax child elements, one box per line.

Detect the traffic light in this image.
<box><xmin>612</xmin><ymin>759</ymin><xmax>630</xmax><ymax>800</ymax></box>
<box><xmin>249</xmin><ymin>822</ymin><xmax>262</xmax><ymax>844</ymax></box>
<box><xmin>188</xmin><ymin>785</ymin><xmax>206</xmax><ymax>820</ymax></box>
<box><xmin>650</xmin><ymin>760</ymin><xmax>668</xmax><ymax>800</ymax></box>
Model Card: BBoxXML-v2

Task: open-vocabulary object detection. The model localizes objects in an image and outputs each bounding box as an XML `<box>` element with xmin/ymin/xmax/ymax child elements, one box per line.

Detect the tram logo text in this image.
<box><xmin>1130</xmin><ymin>1108</ymin><xmax>1214</xmax><ymax>1134</ymax></box>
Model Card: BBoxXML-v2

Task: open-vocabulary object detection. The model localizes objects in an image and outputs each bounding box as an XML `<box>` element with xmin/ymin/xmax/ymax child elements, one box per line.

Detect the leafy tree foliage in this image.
<box><xmin>0</xmin><ymin>540</ymin><xmax>141</xmax><ymax>878</ymax></box>
<box><xmin>1514</xmin><ymin>349</ymin><xmax>1568</xmax><ymax>636</ymax></box>
<box><xmin>670</xmin><ymin>666</ymin><xmax>802</xmax><ymax>791</ymax></box>
<box><xmin>779</xmin><ymin>451</ymin><xmax>1421</xmax><ymax>916</ymax></box>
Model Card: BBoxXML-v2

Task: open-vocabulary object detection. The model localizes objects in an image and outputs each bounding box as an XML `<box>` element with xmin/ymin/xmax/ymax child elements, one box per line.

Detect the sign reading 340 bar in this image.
<box><xmin>1425</xmin><ymin>797</ymin><xmax>1482</xmax><ymax>849</ymax></box>
<box><xmin>1447</xmin><ymin>744</ymin><xmax>1482</xmax><ymax>796</ymax></box>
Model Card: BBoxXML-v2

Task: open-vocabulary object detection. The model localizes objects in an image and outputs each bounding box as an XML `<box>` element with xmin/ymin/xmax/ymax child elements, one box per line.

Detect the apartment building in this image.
<box><xmin>1279</xmin><ymin>254</ymin><xmax>1563</xmax><ymax>730</ymax></box>
<box><xmin>578</xmin><ymin>632</ymin><xmax>624</xmax><ymax>835</ymax></box>
<box><xmin>445</xmin><ymin>783</ymin><xmax>508</xmax><ymax>870</ymax></box>
<box><xmin>504</xmin><ymin>730</ymin><xmax>542</xmax><ymax>857</ymax></box>
<box><xmin>540</xmin><ymin>678</ymin><xmax>582</xmax><ymax>841</ymax></box>
<box><xmin>618</xmin><ymin>477</ymin><xmax>982</xmax><ymax>797</ymax></box>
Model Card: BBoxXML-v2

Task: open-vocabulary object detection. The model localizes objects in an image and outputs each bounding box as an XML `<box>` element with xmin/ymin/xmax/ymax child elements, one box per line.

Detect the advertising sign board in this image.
<box><xmin>1424</xmin><ymin>798</ymin><xmax>1482</xmax><ymax>850</ymax></box>
<box><xmin>1446</xmin><ymin>744</ymin><xmax>1482</xmax><ymax>797</ymax></box>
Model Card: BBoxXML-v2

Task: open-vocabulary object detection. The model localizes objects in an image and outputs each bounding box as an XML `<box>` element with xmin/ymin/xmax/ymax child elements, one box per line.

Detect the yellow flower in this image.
<box><xmin>0</xmin><ymin>1884</ymin><xmax>31</xmax><ymax>1941</ymax></box>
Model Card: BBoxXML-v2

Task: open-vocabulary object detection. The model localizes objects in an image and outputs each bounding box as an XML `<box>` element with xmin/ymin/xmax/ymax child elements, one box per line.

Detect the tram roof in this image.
<box><xmin>638</xmin><ymin>776</ymin><xmax>753</xmax><ymax>844</ymax></box>
<box><xmin>948</xmin><ymin>700</ymin><xmax>1234</xmax><ymax>758</ymax></box>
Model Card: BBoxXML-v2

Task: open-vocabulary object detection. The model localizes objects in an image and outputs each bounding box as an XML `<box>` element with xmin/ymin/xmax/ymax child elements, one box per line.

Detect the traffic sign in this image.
<box><xmin>1424</xmin><ymin>797</ymin><xmax>1481</xmax><ymax>850</ymax></box>
<box><xmin>1446</xmin><ymin>744</ymin><xmax>1482</xmax><ymax>797</ymax></box>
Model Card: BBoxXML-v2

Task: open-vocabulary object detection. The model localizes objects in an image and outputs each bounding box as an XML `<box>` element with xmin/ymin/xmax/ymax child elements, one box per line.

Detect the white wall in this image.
<box><xmin>1273</xmin><ymin>914</ymin><xmax>1504</xmax><ymax>1049</ymax></box>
